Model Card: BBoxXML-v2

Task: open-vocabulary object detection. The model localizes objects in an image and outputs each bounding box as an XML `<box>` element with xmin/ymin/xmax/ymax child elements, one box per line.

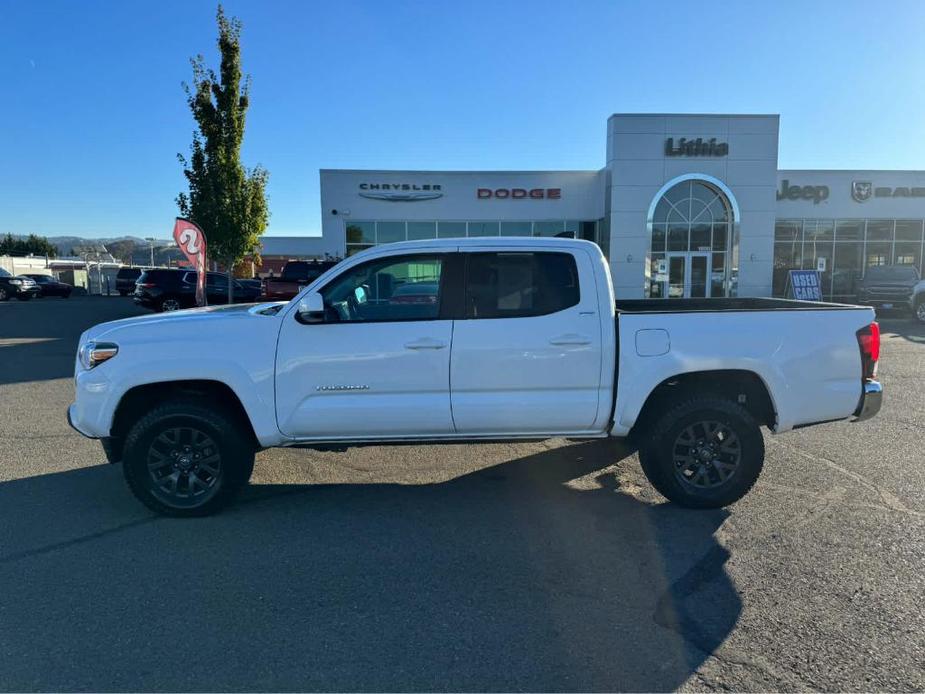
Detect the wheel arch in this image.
<box><xmin>106</xmin><ymin>380</ymin><xmax>260</xmax><ymax>463</ymax></box>
<box><xmin>629</xmin><ymin>369</ymin><xmax>777</xmax><ymax>439</ymax></box>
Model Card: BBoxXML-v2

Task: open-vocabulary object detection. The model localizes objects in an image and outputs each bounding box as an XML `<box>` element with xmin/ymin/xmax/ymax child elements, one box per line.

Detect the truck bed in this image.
<box><xmin>614</xmin><ymin>297</ymin><xmax>862</xmax><ymax>314</ymax></box>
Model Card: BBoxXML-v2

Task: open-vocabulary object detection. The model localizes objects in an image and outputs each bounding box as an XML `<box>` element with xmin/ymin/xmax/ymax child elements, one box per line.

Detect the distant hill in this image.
<box><xmin>43</xmin><ymin>236</ymin><xmax>173</xmax><ymax>257</ymax></box>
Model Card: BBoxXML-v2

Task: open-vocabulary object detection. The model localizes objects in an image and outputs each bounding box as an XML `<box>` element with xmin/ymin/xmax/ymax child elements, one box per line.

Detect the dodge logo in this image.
<box><xmin>851</xmin><ymin>181</ymin><xmax>873</xmax><ymax>203</ymax></box>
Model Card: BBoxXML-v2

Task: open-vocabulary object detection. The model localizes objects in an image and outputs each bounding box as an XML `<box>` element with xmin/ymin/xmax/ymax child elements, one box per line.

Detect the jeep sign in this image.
<box><xmin>777</xmin><ymin>180</ymin><xmax>829</xmax><ymax>204</ymax></box>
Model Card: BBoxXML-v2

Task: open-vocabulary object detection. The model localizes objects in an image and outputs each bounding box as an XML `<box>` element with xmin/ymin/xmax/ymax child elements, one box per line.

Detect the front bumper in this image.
<box><xmin>853</xmin><ymin>379</ymin><xmax>883</xmax><ymax>422</ymax></box>
<box><xmin>67</xmin><ymin>403</ymin><xmax>95</xmax><ymax>438</ymax></box>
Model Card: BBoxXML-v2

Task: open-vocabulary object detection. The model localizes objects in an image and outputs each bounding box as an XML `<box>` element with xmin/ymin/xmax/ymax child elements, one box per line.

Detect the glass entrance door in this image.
<box><xmin>689</xmin><ymin>253</ymin><xmax>711</xmax><ymax>298</ymax></box>
<box><xmin>665</xmin><ymin>253</ymin><xmax>712</xmax><ymax>298</ymax></box>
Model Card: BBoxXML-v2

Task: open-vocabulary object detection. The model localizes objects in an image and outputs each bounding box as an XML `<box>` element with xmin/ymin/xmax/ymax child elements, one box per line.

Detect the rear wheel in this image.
<box><xmin>638</xmin><ymin>394</ymin><xmax>764</xmax><ymax>509</ymax></box>
<box><xmin>159</xmin><ymin>296</ymin><xmax>182</xmax><ymax>312</ymax></box>
<box><xmin>122</xmin><ymin>400</ymin><xmax>254</xmax><ymax>517</ymax></box>
<box><xmin>0</xmin><ymin>287</ymin><xmax>7</xmax><ymax>301</ymax></box>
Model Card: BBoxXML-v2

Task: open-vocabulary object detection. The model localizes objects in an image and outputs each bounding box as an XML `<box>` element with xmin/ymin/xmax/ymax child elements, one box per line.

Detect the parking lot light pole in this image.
<box><xmin>145</xmin><ymin>238</ymin><xmax>155</xmax><ymax>267</ymax></box>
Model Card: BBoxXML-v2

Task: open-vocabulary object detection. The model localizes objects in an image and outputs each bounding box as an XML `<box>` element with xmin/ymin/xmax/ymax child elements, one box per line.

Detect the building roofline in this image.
<box><xmin>319</xmin><ymin>168</ymin><xmax>602</xmax><ymax>175</ymax></box>
<box><xmin>779</xmin><ymin>169</ymin><xmax>925</xmax><ymax>174</ymax></box>
<box><xmin>608</xmin><ymin>112</ymin><xmax>780</xmax><ymax>118</ymax></box>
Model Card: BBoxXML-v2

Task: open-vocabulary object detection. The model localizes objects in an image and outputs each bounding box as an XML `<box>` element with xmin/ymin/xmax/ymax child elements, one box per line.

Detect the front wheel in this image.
<box><xmin>122</xmin><ymin>401</ymin><xmax>255</xmax><ymax>517</ymax></box>
<box><xmin>0</xmin><ymin>287</ymin><xmax>7</xmax><ymax>301</ymax></box>
<box><xmin>638</xmin><ymin>394</ymin><xmax>764</xmax><ymax>509</ymax></box>
<box><xmin>915</xmin><ymin>298</ymin><xmax>925</xmax><ymax>323</ymax></box>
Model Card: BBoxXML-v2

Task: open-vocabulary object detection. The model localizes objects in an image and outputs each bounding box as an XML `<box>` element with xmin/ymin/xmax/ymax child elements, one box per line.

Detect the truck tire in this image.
<box><xmin>122</xmin><ymin>400</ymin><xmax>255</xmax><ymax>517</ymax></box>
<box><xmin>638</xmin><ymin>394</ymin><xmax>764</xmax><ymax>509</ymax></box>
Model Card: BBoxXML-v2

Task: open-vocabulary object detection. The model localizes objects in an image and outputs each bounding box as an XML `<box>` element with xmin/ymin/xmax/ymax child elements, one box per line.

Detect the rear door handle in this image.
<box><xmin>549</xmin><ymin>334</ymin><xmax>592</xmax><ymax>346</ymax></box>
<box><xmin>404</xmin><ymin>338</ymin><xmax>447</xmax><ymax>350</ymax></box>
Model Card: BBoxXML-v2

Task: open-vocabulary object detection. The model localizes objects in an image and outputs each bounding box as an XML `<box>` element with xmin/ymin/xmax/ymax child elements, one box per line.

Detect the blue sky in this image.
<box><xmin>2</xmin><ymin>0</ymin><xmax>925</xmax><ymax>239</ymax></box>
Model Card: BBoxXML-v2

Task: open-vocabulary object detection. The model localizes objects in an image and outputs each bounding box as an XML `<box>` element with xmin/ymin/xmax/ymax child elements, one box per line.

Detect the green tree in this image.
<box><xmin>177</xmin><ymin>5</ymin><xmax>269</xmax><ymax>303</ymax></box>
<box><xmin>0</xmin><ymin>233</ymin><xmax>57</xmax><ymax>258</ymax></box>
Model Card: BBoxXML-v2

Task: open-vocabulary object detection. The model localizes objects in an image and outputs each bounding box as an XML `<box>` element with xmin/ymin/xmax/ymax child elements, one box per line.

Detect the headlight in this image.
<box><xmin>79</xmin><ymin>341</ymin><xmax>119</xmax><ymax>369</ymax></box>
<box><xmin>9</xmin><ymin>279</ymin><xmax>21</xmax><ymax>285</ymax></box>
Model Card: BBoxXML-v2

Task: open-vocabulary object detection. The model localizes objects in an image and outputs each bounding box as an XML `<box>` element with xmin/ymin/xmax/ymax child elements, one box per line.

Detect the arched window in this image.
<box><xmin>647</xmin><ymin>176</ymin><xmax>738</xmax><ymax>298</ymax></box>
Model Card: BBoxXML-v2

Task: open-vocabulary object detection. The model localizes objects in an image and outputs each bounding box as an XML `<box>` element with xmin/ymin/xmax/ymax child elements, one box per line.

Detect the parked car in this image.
<box><xmin>133</xmin><ymin>269</ymin><xmax>261</xmax><ymax>312</ymax></box>
<box><xmin>857</xmin><ymin>264</ymin><xmax>923</xmax><ymax>320</ymax></box>
<box><xmin>0</xmin><ymin>270</ymin><xmax>40</xmax><ymax>301</ymax></box>
<box><xmin>262</xmin><ymin>260</ymin><xmax>339</xmax><ymax>301</ymax></box>
<box><xmin>22</xmin><ymin>274</ymin><xmax>72</xmax><ymax>298</ymax></box>
<box><xmin>70</xmin><ymin>238</ymin><xmax>882</xmax><ymax>517</ymax></box>
<box><xmin>115</xmin><ymin>267</ymin><xmax>143</xmax><ymax>296</ymax></box>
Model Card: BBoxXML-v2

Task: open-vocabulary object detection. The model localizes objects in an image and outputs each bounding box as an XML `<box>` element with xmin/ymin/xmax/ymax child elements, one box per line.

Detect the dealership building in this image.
<box><xmin>288</xmin><ymin>113</ymin><xmax>925</xmax><ymax>301</ymax></box>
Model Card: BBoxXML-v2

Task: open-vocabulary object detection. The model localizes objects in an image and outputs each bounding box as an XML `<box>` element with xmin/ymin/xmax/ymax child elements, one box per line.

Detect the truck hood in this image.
<box><xmin>83</xmin><ymin>302</ymin><xmax>286</xmax><ymax>342</ymax></box>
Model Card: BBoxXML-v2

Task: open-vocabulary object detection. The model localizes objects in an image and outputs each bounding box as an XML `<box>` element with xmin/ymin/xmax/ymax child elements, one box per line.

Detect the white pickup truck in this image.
<box><xmin>69</xmin><ymin>238</ymin><xmax>883</xmax><ymax>516</ymax></box>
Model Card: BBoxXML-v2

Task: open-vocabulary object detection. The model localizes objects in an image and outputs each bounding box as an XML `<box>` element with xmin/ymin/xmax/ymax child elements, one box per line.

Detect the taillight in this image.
<box><xmin>856</xmin><ymin>322</ymin><xmax>880</xmax><ymax>379</ymax></box>
<box><xmin>136</xmin><ymin>282</ymin><xmax>156</xmax><ymax>288</ymax></box>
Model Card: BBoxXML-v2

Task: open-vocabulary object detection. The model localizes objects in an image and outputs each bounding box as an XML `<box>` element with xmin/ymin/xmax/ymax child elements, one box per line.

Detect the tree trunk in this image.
<box><xmin>227</xmin><ymin>257</ymin><xmax>234</xmax><ymax>306</ymax></box>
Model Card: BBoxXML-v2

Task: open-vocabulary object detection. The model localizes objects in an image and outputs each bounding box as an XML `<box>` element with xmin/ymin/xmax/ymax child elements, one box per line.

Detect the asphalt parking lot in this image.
<box><xmin>0</xmin><ymin>295</ymin><xmax>922</xmax><ymax>692</ymax></box>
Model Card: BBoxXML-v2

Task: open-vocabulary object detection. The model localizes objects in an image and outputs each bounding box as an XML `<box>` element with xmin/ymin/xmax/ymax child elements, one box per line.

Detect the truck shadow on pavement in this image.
<box><xmin>0</xmin><ymin>439</ymin><xmax>739</xmax><ymax>692</ymax></box>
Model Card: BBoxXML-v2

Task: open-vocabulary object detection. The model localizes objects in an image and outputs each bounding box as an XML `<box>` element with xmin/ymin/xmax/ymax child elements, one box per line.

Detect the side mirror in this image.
<box><xmin>297</xmin><ymin>291</ymin><xmax>326</xmax><ymax>324</ymax></box>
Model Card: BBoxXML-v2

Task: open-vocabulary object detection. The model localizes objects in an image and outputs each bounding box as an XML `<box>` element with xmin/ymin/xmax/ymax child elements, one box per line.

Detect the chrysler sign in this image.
<box><xmin>358</xmin><ymin>183</ymin><xmax>443</xmax><ymax>202</ymax></box>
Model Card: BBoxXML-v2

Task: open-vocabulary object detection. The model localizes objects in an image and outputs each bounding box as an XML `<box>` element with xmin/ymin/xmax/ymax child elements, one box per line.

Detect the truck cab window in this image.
<box><xmin>321</xmin><ymin>255</ymin><xmax>443</xmax><ymax>322</ymax></box>
<box><xmin>465</xmin><ymin>252</ymin><xmax>579</xmax><ymax>318</ymax></box>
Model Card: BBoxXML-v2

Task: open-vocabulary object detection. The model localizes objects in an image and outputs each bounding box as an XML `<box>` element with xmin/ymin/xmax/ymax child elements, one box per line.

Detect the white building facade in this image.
<box><xmin>314</xmin><ymin>113</ymin><xmax>925</xmax><ymax>301</ymax></box>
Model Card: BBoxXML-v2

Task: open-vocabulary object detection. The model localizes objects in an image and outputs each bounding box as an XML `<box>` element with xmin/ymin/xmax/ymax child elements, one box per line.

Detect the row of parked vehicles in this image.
<box><xmin>0</xmin><ymin>270</ymin><xmax>73</xmax><ymax>300</ymax></box>
<box><xmin>121</xmin><ymin>260</ymin><xmax>339</xmax><ymax>312</ymax></box>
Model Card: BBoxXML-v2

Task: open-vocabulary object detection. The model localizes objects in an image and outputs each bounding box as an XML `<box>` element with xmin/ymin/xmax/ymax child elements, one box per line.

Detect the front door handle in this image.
<box><xmin>549</xmin><ymin>334</ymin><xmax>592</xmax><ymax>346</ymax></box>
<box><xmin>404</xmin><ymin>338</ymin><xmax>447</xmax><ymax>350</ymax></box>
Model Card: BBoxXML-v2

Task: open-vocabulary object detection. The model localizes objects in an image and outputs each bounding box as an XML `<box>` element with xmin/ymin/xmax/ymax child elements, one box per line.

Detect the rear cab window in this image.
<box><xmin>464</xmin><ymin>251</ymin><xmax>580</xmax><ymax>319</ymax></box>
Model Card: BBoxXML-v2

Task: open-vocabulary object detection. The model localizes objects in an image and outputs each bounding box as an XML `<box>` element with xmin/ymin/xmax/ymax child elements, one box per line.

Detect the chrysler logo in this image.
<box><xmin>358</xmin><ymin>183</ymin><xmax>443</xmax><ymax>202</ymax></box>
<box><xmin>851</xmin><ymin>181</ymin><xmax>873</xmax><ymax>203</ymax></box>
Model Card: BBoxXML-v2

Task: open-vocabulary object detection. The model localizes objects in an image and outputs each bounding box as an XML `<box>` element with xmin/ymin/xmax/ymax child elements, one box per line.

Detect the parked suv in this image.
<box><xmin>0</xmin><ymin>269</ymin><xmax>40</xmax><ymax>301</ymax></box>
<box><xmin>857</xmin><ymin>264</ymin><xmax>924</xmax><ymax>321</ymax></box>
<box><xmin>133</xmin><ymin>269</ymin><xmax>261</xmax><ymax>312</ymax></box>
<box><xmin>115</xmin><ymin>267</ymin><xmax>143</xmax><ymax>296</ymax></box>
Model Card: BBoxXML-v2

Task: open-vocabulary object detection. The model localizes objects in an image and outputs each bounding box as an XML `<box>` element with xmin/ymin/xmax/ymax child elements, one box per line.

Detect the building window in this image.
<box><xmin>533</xmin><ymin>221</ymin><xmax>565</xmax><ymax>237</ymax></box>
<box><xmin>500</xmin><ymin>221</ymin><xmax>532</xmax><ymax>236</ymax></box>
<box><xmin>407</xmin><ymin>222</ymin><xmax>437</xmax><ymax>240</ymax></box>
<box><xmin>438</xmin><ymin>221</ymin><xmax>466</xmax><ymax>238</ymax></box>
<box><xmin>345</xmin><ymin>221</ymin><xmax>376</xmax><ymax>257</ymax></box>
<box><xmin>772</xmin><ymin>217</ymin><xmax>925</xmax><ymax>301</ymax></box>
<box><xmin>467</xmin><ymin>221</ymin><xmax>500</xmax><ymax>237</ymax></box>
<box><xmin>647</xmin><ymin>176</ymin><xmax>736</xmax><ymax>298</ymax></box>
<box><xmin>348</xmin><ymin>219</ymin><xmax>604</xmax><ymax>252</ymax></box>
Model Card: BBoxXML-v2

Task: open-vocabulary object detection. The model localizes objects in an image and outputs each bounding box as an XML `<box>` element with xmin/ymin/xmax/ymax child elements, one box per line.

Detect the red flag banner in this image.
<box><xmin>172</xmin><ymin>218</ymin><xmax>208</xmax><ymax>306</ymax></box>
